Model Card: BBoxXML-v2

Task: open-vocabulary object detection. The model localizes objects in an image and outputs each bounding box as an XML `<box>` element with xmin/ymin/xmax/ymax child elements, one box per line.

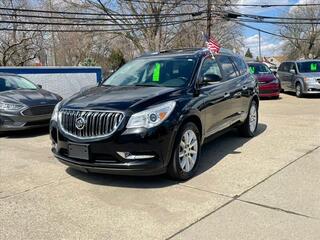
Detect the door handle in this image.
<box><xmin>224</xmin><ymin>92</ymin><xmax>230</xmax><ymax>98</ymax></box>
<box><xmin>242</xmin><ymin>86</ymin><xmax>248</xmax><ymax>90</ymax></box>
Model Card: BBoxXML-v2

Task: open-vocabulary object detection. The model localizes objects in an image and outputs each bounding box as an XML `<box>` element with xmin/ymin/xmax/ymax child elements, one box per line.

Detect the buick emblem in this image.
<box><xmin>75</xmin><ymin>117</ymin><xmax>86</xmax><ymax>130</ymax></box>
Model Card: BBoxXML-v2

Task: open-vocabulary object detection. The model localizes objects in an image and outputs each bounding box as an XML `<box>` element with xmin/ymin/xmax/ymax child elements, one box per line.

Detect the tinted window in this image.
<box><xmin>104</xmin><ymin>57</ymin><xmax>196</xmax><ymax>87</ymax></box>
<box><xmin>290</xmin><ymin>63</ymin><xmax>298</xmax><ymax>74</ymax></box>
<box><xmin>279</xmin><ymin>62</ymin><xmax>291</xmax><ymax>72</ymax></box>
<box><xmin>248</xmin><ymin>63</ymin><xmax>272</xmax><ymax>74</ymax></box>
<box><xmin>297</xmin><ymin>61</ymin><xmax>320</xmax><ymax>73</ymax></box>
<box><xmin>0</xmin><ymin>75</ymin><xmax>38</xmax><ymax>92</ymax></box>
<box><xmin>199</xmin><ymin>57</ymin><xmax>222</xmax><ymax>79</ymax></box>
<box><xmin>233</xmin><ymin>57</ymin><xmax>248</xmax><ymax>75</ymax></box>
<box><xmin>216</xmin><ymin>56</ymin><xmax>238</xmax><ymax>80</ymax></box>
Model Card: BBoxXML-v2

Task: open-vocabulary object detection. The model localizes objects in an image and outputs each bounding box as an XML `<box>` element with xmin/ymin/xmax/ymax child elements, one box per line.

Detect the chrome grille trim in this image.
<box><xmin>58</xmin><ymin>109</ymin><xmax>125</xmax><ymax>140</ymax></box>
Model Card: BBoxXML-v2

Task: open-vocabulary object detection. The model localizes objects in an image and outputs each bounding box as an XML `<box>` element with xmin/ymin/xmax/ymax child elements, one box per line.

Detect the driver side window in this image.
<box><xmin>199</xmin><ymin>58</ymin><xmax>222</xmax><ymax>82</ymax></box>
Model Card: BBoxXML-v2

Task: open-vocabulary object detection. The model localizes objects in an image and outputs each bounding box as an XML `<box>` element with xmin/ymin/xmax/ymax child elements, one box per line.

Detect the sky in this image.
<box><xmin>237</xmin><ymin>0</ymin><xmax>302</xmax><ymax>57</ymax></box>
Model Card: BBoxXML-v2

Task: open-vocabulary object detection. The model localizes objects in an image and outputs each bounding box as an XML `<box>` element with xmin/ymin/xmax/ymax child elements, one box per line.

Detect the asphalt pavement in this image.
<box><xmin>0</xmin><ymin>93</ymin><xmax>319</xmax><ymax>240</ymax></box>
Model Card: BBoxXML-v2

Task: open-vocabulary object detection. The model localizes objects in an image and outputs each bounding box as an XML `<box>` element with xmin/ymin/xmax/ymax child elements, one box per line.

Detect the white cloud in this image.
<box><xmin>243</xmin><ymin>34</ymin><xmax>286</xmax><ymax>57</ymax></box>
<box><xmin>289</xmin><ymin>0</ymin><xmax>317</xmax><ymax>13</ymax></box>
<box><xmin>235</xmin><ymin>0</ymin><xmax>290</xmax><ymax>14</ymax></box>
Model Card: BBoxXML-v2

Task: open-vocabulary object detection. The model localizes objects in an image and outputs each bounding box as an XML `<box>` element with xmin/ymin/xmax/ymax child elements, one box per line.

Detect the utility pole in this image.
<box><xmin>49</xmin><ymin>0</ymin><xmax>56</xmax><ymax>66</ymax></box>
<box><xmin>207</xmin><ymin>0</ymin><xmax>212</xmax><ymax>38</ymax></box>
<box><xmin>258</xmin><ymin>30</ymin><xmax>262</xmax><ymax>61</ymax></box>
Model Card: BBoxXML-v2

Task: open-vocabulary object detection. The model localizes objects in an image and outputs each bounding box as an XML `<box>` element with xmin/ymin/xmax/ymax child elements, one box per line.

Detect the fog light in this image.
<box><xmin>117</xmin><ymin>152</ymin><xmax>155</xmax><ymax>160</ymax></box>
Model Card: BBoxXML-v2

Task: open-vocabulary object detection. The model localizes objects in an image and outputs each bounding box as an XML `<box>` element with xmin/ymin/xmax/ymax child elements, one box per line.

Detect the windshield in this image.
<box><xmin>103</xmin><ymin>57</ymin><xmax>197</xmax><ymax>87</ymax></box>
<box><xmin>0</xmin><ymin>75</ymin><xmax>38</xmax><ymax>92</ymax></box>
<box><xmin>297</xmin><ymin>61</ymin><xmax>320</xmax><ymax>73</ymax></box>
<box><xmin>248</xmin><ymin>64</ymin><xmax>272</xmax><ymax>74</ymax></box>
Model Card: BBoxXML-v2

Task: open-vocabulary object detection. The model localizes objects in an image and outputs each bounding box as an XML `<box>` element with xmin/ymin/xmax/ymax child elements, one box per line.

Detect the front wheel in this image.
<box><xmin>238</xmin><ymin>100</ymin><xmax>258</xmax><ymax>138</ymax></box>
<box><xmin>167</xmin><ymin>122</ymin><xmax>201</xmax><ymax>180</ymax></box>
<box><xmin>295</xmin><ymin>83</ymin><xmax>303</xmax><ymax>98</ymax></box>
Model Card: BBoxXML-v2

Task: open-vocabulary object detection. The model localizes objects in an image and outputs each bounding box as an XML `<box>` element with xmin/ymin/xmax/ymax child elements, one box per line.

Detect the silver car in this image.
<box><xmin>277</xmin><ymin>60</ymin><xmax>320</xmax><ymax>97</ymax></box>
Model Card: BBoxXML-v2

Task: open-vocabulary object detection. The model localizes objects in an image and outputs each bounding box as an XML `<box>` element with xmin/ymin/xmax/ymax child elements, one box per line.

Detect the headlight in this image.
<box><xmin>126</xmin><ymin>101</ymin><xmax>176</xmax><ymax>129</ymax></box>
<box><xmin>303</xmin><ymin>77</ymin><xmax>313</xmax><ymax>82</ymax></box>
<box><xmin>51</xmin><ymin>102</ymin><xmax>61</xmax><ymax>122</ymax></box>
<box><xmin>0</xmin><ymin>102</ymin><xmax>25</xmax><ymax>112</ymax></box>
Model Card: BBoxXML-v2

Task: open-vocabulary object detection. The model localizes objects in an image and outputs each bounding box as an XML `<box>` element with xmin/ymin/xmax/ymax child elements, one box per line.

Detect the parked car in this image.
<box><xmin>277</xmin><ymin>60</ymin><xmax>320</xmax><ymax>97</ymax></box>
<box><xmin>0</xmin><ymin>73</ymin><xmax>62</xmax><ymax>132</ymax></box>
<box><xmin>248</xmin><ymin>62</ymin><xmax>281</xmax><ymax>98</ymax></box>
<box><xmin>50</xmin><ymin>48</ymin><xmax>259</xmax><ymax>180</ymax></box>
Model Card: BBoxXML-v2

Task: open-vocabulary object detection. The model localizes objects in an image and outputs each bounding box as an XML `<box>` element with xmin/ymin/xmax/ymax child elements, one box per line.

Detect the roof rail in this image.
<box><xmin>159</xmin><ymin>47</ymin><xmax>205</xmax><ymax>53</ymax></box>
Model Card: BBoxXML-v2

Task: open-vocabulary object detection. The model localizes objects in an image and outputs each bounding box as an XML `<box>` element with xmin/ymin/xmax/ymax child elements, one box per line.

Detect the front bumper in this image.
<box><xmin>50</xmin><ymin>120</ymin><xmax>178</xmax><ymax>176</ymax></box>
<box><xmin>303</xmin><ymin>81</ymin><xmax>320</xmax><ymax>94</ymax></box>
<box><xmin>259</xmin><ymin>83</ymin><xmax>281</xmax><ymax>97</ymax></box>
<box><xmin>0</xmin><ymin>112</ymin><xmax>51</xmax><ymax>131</ymax></box>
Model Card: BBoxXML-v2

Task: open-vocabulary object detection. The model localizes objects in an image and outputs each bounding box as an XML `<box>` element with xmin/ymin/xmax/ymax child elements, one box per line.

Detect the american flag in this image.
<box><xmin>204</xmin><ymin>34</ymin><xmax>221</xmax><ymax>54</ymax></box>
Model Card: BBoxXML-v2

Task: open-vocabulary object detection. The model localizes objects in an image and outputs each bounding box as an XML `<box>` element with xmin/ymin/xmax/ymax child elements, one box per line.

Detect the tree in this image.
<box><xmin>0</xmin><ymin>0</ymin><xmax>45</xmax><ymax>66</ymax></box>
<box><xmin>245</xmin><ymin>48</ymin><xmax>253</xmax><ymax>58</ymax></box>
<box><xmin>107</xmin><ymin>49</ymin><xmax>126</xmax><ymax>71</ymax></box>
<box><xmin>70</xmin><ymin>0</ymin><xmax>243</xmax><ymax>54</ymax></box>
<box><xmin>280</xmin><ymin>1</ymin><xmax>320</xmax><ymax>59</ymax></box>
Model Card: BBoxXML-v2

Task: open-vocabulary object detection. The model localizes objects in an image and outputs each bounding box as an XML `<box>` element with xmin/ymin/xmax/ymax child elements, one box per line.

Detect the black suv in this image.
<box><xmin>50</xmin><ymin>48</ymin><xmax>259</xmax><ymax>180</ymax></box>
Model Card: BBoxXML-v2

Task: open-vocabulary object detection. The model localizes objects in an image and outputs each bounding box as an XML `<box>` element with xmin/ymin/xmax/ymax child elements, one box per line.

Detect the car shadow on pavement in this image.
<box><xmin>196</xmin><ymin>123</ymin><xmax>267</xmax><ymax>176</ymax></box>
<box><xmin>0</xmin><ymin>127</ymin><xmax>49</xmax><ymax>139</ymax></box>
<box><xmin>283</xmin><ymin>91</ymin><xmax>320</xmax><ymax>98</ymax></box>
<box><xmin>66</xmin><ymin>123</ymin><xmax>267</xmax><ymax>189</ymax></box>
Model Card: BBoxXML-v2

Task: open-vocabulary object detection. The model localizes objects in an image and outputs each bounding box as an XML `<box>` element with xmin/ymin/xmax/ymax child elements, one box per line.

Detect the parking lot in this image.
<box><xmin>0</xmin><ymin>93</ymin><xmax>319</xmax><ymax>239</ymax></box>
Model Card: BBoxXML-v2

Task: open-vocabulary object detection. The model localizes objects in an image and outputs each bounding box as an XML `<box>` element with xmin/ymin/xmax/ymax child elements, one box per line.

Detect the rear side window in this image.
<box><xmin>216</xmin><ymin>55</ymin><xmax>238</xmax><ymax>80</ymax></box>
<box><xmin>232</xmin><ymin>57</ymin><xmax>248</xmax><ymax>75</ymax></box>
<box><xmin>279</xmin><ymin>62</ymin><xmax>291</xmax><ymax>72</ymax></box>
<box><xmin>199</xmin><ymin>58</ymin><xmax>222</xmax><ymax>78</ymax></box>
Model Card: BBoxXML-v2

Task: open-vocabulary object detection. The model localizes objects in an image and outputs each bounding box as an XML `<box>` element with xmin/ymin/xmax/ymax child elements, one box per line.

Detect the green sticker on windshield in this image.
<box><xmin>152</xmin><ymin>63</ymin><xmax>160</xmax><ymax>82</ymax></box>
<box><xmin>310</xmin><ymin>63</ymin><xmax>317</xmax><ymax>72</ymax></box>
<box><xmin>249</xmin><ymin>66</ymin><xmax>255</xmax><ymax>74</ymax></box>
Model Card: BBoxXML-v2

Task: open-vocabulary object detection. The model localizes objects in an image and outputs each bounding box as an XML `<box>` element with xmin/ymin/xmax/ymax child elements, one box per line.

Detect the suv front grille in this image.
<box><xmin>59</xmin><ymin>109</ymin><xmax>124</xmax><ymax>139</ymax></box>
<box><xmin>22</xmin><ymin>105</ymin><xmax>55</xmax><ymax>116</ymax></box>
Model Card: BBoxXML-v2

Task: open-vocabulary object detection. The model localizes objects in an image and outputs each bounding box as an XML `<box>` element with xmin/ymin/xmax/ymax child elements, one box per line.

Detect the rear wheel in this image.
<box><xmin>238</xmin><ymin>100</ymin><xmax>258</xmax><ymax>138</ymax></box>
<box><xmin>295</xmin><ymin>83</ymin><xmax>303</xmax><ymax>98</ymax></box>
<box><xmin>167</xmin><ymin>122</ymin><xmax>200</xmax><ymax>180</ymax></box>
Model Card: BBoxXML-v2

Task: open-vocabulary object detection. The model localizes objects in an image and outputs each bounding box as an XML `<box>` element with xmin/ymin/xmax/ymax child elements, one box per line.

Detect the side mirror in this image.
<box><xmin>272</xmin><ymin>70</ymin><xmax>277</xmax><ymax>75</ymax></box>
<box><xmin>37</xmin><ymin>84</ymin><xmax>42</xmax><ymax>89</ymax></box>
<box><xmin>201</xmin><ymin>74</ymin><xmax>222</xmax><ymax>85</ymax></box>
<box><xmin>289</xmin><ymin>69</ymin><xmax>296</xmax><ymax>74</ymax></box>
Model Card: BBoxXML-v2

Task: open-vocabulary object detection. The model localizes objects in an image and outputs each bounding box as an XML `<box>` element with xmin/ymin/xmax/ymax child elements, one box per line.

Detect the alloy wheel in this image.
<box><xmin>249</xmin><ymin>103</ymin><xmax>257</xmax><ymax>133</ymax></box>
<box><xmin>178</xmin><ymin>129</ymin><xmax>198</xmax><ymax>173</ymax></box>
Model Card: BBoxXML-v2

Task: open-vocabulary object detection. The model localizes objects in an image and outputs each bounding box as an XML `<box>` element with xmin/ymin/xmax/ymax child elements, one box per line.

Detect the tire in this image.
<box><xmin>238</xmin><ymin>100</ymin><xmax>258</xmax><ymax>138</ymax></box>
<box><xmin>167</xmin><ymin>122</ymin><xmax>201</xmax><ymax>180</ymax></box>
<box><xmin>295</xmin><ymin>83</ymin><xmax>303</xmax><ymax>98</ymax></box>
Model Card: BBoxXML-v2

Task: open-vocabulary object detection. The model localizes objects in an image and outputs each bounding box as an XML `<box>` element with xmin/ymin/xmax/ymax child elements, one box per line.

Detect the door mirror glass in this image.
<box><xmin>37</xmin><ymin>84</ymin><xmax>42</xmax><ymax>89</ymax></box>
<box><xmin>202</xmin><ymin>74</ymin><xmax>222</xmax><ymax>84</ymax></box>
<box><xmin>289</xmin><ymin>69</ymin><xmax>296</xmax><ymax>74</ymax></box>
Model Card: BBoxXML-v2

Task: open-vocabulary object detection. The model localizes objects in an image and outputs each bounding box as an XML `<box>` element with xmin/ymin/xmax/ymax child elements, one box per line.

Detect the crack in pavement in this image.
<box><xmin>0</xmin><ymin>176</ymin><xmax>71</xmax><ymax>200</ymax></box>
<box><xmin>166</xmin><ymin>145</ymin><xmax>320</xmax><ymax>239</ymax></box>
<box><xmin>237</xmin><ymin>199</ymin><xmax>318</xmax><ymax>220</ymax></box>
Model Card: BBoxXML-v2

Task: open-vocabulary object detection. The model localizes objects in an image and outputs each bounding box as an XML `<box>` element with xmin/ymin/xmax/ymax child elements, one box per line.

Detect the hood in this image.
<box><xmin>254</xmin><ymin>73</ymin><xmax>276</xmax><ymax>83</ymax></box>
<box><xmin>298</xmin><ymin>72</ymin><xmax>320</xmax><ymax>78</ymax></box>
<box><xmin>0</xmin><ymin>89</ymin><xmax>61</xmax><ymax>106</ymax></box>
<box><xmin>63</xmin><ymin>85</ymin><xmax>181</xmax><ymax>111</ymax></box>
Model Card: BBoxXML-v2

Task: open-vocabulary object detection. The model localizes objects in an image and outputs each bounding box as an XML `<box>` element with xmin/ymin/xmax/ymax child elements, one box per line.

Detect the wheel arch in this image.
<box><xmin>179</xmin><ymin>114</ymin><xmax>203</xmax><ymax>143</ymax></box>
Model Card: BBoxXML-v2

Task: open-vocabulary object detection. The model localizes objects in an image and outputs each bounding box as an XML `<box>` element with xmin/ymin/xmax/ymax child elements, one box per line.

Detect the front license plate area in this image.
<box><xmin>68</xmin><ymin>143</ymin><xmax>89</xmax><ymax>161</ymax></box>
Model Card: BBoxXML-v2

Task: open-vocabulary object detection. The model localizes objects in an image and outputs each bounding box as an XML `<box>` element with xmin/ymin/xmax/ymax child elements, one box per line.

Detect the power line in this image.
<box><xmin>0</xmin><ymin>18</ymin><xmax>203</xmax><ymax>26</ymax></box>
<box><xmin>123</xmin><ymin>0</ymin><xmax>320</xmax><ymax>7</ymax></box>
<box><xmin>231</xmin><ymin>19</ymin><xmax>320</xmax><ymax>25</ymax></box>
<box><xmin>0</xmin><ymin>6</ymin><xmax>204</xmax><ymax>17</ymax></box>
<box><xmin>234</xmin><ymin>21</ymin><xmax>320</xmax><ymax>41</ymax></box>
<box><xmin>223</xmin><ymin>11</ymin><xmax>320</xmax><ymax>21</ymax></box>
<box><xmin>0</xmin><ymin>12</ymin><xmax>182</xmax><ymax>21</ymax></box>
<box><xmin>0</xmin><ymin>16</ymin><xmax>206</xmax><ymax>32</ymax></box>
